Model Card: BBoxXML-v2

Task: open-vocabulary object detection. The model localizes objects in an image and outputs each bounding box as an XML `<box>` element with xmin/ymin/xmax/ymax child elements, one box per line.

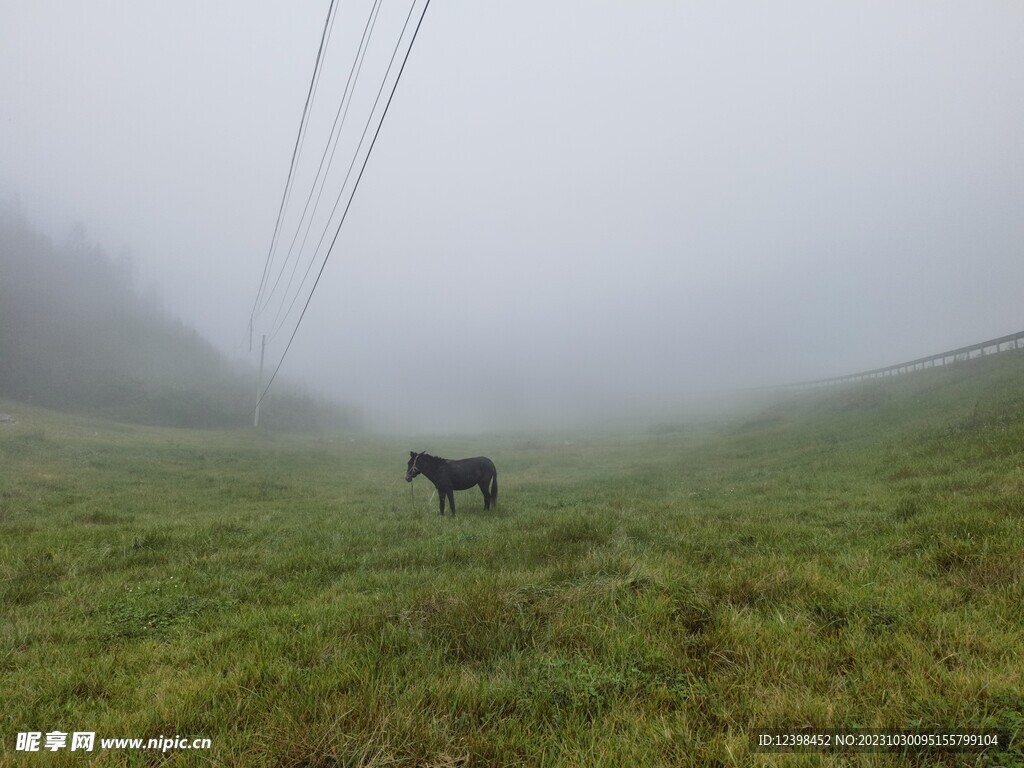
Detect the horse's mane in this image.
<box><xmin>415</xmin><ymin>451</ymin><xmax>447</xmax><ymax>466</ymax></box>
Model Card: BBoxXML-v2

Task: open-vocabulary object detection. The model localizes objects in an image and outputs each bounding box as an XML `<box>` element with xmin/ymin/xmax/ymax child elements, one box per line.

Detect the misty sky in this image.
<box><xmin>2</xmin><ymin>1</ymin><xmax>1023</xmax><ymax>432</ymax></box>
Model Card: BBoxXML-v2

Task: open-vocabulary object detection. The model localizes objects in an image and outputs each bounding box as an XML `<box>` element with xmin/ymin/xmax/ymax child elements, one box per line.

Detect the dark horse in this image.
<box><xmin>405</xmin><ymin>451</ymin><xmax>498</xmax><ymax>515</ymax></box>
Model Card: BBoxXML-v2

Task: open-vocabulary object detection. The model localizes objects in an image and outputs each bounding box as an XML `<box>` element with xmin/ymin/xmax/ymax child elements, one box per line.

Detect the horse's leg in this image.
<box><xmin>448</xmin><ymin>490</ymin><xmax>456</xmax><ymax>515</ymax></box>
<box><xmin>438</xmin><ymin>488</ymin><xmax>446</xmax><ymax>515</ymax></box>
<box><xmin>478</xmin><ymin>481</ymin><xmax>490</xmax><ymax>510</ymax></box>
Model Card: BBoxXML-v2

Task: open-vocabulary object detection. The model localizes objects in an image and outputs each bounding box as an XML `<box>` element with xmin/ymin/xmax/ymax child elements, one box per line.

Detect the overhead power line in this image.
<box><xmin>253</xmin><ymin>1</ymin><xmax>342</xmax><ymax>322</ymax></box>
<box><xmin>249</xmin><ymin>0</ymin><xmax>337</xmax><ymax>349</ymax></box>
<box><xmin>254</xmin><ymin>0</ymin><xmax>431</xmax><ymax>415</ymax></box>
<box><xmin>265</xmin><ymin>0</ymin><xmax>386</xmax><ymax>343</ymax></box>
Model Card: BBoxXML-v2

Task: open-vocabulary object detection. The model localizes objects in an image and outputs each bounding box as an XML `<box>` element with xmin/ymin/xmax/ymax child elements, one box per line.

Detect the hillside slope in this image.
<box><xmin>0</xmin><ymin>208</ymin><xmax>357</xmax><ymax>431</ymax></box>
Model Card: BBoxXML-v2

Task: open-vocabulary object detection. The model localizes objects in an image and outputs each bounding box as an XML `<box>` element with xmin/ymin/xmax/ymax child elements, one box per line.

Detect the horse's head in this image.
<box><xmin>406</xmin><ymin>451</ymin><xmax>423</xmax><ymax>482</ymax></box>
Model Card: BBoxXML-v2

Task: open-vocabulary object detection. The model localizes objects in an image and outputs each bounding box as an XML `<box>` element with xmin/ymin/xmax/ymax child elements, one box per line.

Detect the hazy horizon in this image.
<box><xmin>3</xmin><ymin>1</ymin><xmax>1022</xmax><ymax>432</ymax></box>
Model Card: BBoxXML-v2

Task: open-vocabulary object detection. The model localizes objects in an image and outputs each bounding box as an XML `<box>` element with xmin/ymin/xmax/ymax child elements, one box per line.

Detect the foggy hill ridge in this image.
<box><xmin>0</xmin><ymin>207</ymin><xmax>357</xmax><ymax>431</ymax></box>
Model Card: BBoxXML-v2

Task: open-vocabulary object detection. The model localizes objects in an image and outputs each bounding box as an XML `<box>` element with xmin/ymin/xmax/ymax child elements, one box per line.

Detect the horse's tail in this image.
<box><xmin>490</xmin><ymin>469</ymin><xmax>498</xmax><ymax>508</ymax></box>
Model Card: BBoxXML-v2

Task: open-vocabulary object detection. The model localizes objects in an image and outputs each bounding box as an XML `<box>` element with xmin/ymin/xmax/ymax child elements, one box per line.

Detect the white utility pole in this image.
<box><xmin>254</xmin><ymin>334</ymin><xmax>266</xmax><ymax>428</ymax></box>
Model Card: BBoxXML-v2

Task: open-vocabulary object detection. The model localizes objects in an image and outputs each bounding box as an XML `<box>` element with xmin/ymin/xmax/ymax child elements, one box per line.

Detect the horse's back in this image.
<box><xmin>447</xmin><ymin>456</ymin><xmax>496</xmax><ymax>488</ymax></box>
<box><xmin>454</xmin><ymin>456</ymin><xmax>495</xmax><ymax>469</ymax></box>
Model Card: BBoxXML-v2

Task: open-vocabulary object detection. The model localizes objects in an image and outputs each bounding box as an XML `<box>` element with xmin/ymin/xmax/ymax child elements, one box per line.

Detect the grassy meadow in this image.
<box><xmin>2</xmin><ymin>351</ymin><xmax>1024</xmax><ymax>766</ymax></box>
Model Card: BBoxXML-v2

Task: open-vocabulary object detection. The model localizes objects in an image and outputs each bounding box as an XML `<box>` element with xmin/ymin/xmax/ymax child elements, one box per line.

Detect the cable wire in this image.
<box><xmin>265</xmin><ymin>0</ymin><xmax>386</xmax><ymax>342</ymax></box>
<box><xmin>248</xmin><ymin>0</ymin><xmax>337</xmax><ymax>344</ymax></box>
<box><xmin>253</xmin><ymin>1</ymin><xmax>340</xmax><ymax>321</ymax></box>
<box><xmin>255</xmin><ymin>0</ymin><xmax>431</xmax><ymax>413</ymax></box>
<box><xmin>254</xmin><ymin>1</ymin><xmax>341</xmax><ymax>320</ymax></box>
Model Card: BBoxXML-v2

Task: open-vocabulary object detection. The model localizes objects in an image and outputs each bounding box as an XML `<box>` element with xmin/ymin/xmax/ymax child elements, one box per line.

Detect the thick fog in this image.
<box><xmin>2</xmin><ymin>2</ymin><xmax>1023</xmax><ymax>432</ymax></box>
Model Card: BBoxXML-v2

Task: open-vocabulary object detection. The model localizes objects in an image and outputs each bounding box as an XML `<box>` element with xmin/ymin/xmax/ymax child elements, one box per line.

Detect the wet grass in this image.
<box><xmin>2</xmin><ymin>351</ymin><xmax>1023</xmax><ymax>765</ymax></box>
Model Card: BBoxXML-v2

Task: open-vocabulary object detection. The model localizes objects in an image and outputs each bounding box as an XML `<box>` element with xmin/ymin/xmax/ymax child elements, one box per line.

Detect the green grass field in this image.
<box><xmin>2</xmin><ymin>351</ymin><xmax>1023</xmax><ymax>766</ymax></box>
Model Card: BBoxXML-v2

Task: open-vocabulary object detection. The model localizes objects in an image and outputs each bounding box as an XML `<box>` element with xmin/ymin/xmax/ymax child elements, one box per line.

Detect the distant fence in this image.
<box><xmin>781</xmin><ymin>330</ymin><xmax>1024</xmax><ymax>390</ymax></box>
